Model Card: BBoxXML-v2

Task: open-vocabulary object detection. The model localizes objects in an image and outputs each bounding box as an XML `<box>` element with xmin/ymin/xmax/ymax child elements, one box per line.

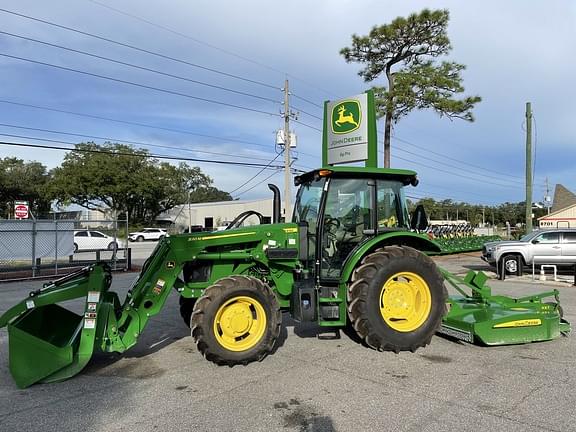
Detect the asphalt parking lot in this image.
<box><xmin>1</xmin><ymin>252</ymin><xmax>575</xmax><ymax>432</ymax></box>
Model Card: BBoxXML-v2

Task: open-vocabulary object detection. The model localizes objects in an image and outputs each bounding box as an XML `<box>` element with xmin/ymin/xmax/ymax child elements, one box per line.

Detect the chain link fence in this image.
<box><xmin>0</xmin><ymin>217</ymin><xmax>130</xmax><ymax>281</ymax></box>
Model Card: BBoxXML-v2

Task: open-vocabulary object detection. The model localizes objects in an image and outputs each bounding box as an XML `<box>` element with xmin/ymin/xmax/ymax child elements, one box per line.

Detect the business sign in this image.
<box><xmin>14</xmin><ymin>201</ymin><xmax>29</xmax><ymax>220</ymax></box>
<box><xmin>322</xmin><ymin>91</ymin><xmax>377</xmax><ymax>167</ymax></box>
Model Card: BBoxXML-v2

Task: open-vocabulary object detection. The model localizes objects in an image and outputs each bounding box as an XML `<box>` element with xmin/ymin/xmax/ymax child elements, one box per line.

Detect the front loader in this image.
<box><xmin>0</xmin><ymin>167</ymin><xmax>570</xmax><ymax>388</ymax></box>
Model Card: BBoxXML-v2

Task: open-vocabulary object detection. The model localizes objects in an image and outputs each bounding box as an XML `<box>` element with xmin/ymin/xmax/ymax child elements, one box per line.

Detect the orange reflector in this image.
<box><xmin>318</xmin><ymin>169</ymin><xmax>333</xmax><ymax>177</ymax></box>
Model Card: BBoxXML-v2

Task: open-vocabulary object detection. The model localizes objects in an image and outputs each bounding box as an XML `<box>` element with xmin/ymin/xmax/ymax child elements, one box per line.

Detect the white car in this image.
<box><xmin>74</xmin><ymin>230</ymin><xmax>125</xmax><ymax>252</ymax></box>
<box><xmin>128</xmin><ymin>228</ymin><xmax>167</xmax><ymax>242</ymax></box>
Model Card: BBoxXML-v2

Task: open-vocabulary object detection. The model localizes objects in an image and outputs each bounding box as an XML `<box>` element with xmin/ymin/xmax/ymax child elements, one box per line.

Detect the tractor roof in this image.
<box><xmin>294</xmin><ymin>166</ymin><xmax>419</xmax><ymax>186</ymax></box>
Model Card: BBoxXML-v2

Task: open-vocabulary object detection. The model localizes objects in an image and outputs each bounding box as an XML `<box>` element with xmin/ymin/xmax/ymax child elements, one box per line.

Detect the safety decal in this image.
<box><xmin>153</xmin><ymin>279</ymin><xmax>166</xmax><ymax>295</ymax></box>
<box><xmin>166</xmin><ymin>261</ymin><xmax>176</xmax><ymax>269</ymax></box>
<box><xmin>84</xmin><ymin>318</ymin><xmax>96</xmax><ymax>329</ymax></box>
<box><xmin>87</xmin><ymin>303</ymin><xmax>97</xmax><ymax>312</ymax></box>
<box><xmin>25</xmin><ymin>300</ymin><xmax>35</xmax><ymax>310</ymax></box>
<box><xmin>87</xmin><ymin>291</ymin><xmax>100</xmax><ymax>303</ymax></box>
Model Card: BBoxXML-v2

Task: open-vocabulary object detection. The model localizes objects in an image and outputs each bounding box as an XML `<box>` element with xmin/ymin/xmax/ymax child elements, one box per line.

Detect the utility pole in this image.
<box><xmin>525</xmin><ymin>102</ymin><xmax>533</xmax><ymax>233</ymax></box>
<box><xmin>545</xmin><ymin>177</ymin><xmax>551</xmax><ymax>215</ymax></box>
<box><xmin>283</xmin><ymin>79</ymin><xmax>292</xmax><ymax>221</ymax></box>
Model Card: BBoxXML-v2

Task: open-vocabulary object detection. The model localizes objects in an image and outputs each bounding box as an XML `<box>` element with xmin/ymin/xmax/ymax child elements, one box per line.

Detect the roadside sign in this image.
<box><xmin>322</xmin><ymin>90</ymin><xmax>377</xmax><ymax>167</ymax></box>
<box><xmin>14</xmin><ymin>201</ymin><xmax>29</xmax><ymax>220</ymax></box>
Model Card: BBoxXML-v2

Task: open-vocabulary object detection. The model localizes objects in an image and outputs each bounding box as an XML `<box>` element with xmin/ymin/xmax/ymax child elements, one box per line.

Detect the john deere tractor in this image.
<box><xmin>0</xmin><ymin>166</ymin><xmax>568</xmax><ymax>388</ymax></box>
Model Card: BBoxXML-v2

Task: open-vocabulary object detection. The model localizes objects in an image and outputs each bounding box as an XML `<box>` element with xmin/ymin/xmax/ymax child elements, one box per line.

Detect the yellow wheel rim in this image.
<box><xmin>380</xmin><ymin>272</ymin><xmax>432</xmax><ymax>332</ymax></box>
<box><xmin>213</xmin><ymin>296</ymin><xmax>267</xmax><ymax>352</ymax></box>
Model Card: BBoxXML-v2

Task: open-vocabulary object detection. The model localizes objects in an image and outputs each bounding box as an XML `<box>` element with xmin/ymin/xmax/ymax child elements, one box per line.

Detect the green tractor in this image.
<box><xmin>0</xmin><ymin>166</ymin><xmax>569</xmax><ymax>388</ymax></box>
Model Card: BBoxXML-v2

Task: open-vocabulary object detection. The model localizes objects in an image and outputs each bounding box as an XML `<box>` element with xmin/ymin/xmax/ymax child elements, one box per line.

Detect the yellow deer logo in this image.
<box><xmin>335</xmin><ymin>104</ymin><xmax>358</xmax><ymax>128</ymax></box>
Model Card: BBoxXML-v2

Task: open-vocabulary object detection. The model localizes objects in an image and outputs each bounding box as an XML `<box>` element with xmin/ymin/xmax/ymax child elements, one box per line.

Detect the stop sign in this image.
<box><xmin>14</xmin><ymin>202</ymin><xmax>29</xmax><ymax>219</ymax></box>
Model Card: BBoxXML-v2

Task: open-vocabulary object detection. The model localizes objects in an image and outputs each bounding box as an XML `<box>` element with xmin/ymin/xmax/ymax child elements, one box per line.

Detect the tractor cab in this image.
<box><xmin>293</xmin><ymin>167</ymin><xmax>419</xmax><ymax>281</ymax></box>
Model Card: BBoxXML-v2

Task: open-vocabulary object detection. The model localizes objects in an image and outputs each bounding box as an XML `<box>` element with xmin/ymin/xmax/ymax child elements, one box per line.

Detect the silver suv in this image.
<box><xmin>482</xmin><ymin>229</ymin><xmax>576</xmax><ymax>275</ymax></box>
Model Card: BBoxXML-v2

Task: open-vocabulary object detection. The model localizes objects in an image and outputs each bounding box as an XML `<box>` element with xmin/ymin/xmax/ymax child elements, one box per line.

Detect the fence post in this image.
<box><xmin>31</xmin><ymin>219</ymin><xmax>37</xmax><ymax>277</ymax></box>
<box><xmin>54</xmin><ymin>218</ymin><xmax>59</xmax><ymax>275</ymax></box>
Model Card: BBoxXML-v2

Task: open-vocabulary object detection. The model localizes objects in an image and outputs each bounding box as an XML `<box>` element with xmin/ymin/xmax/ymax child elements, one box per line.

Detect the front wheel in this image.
<box><xmin>191</xmin><ymin>276</ymin><xmax>281</xmax><ymax>365</ymax></box>
<box><xmin>502</xmin><ymin>254</ymin><xmax>522</xmax><ymax>275</ymax></box>
<box><xmin>107</xmin><ymin>241</ymin><xmax>117</xmax><ymax>250</ymax></box>
<box><xmin>347</xmin><ymin>246</ymin><xmax>447</xmax><ymax>352</ymax></box>
<box><xmin>136</xmin><ymin>235</ymin><xmax>144</xmax><ymax>242</ymax></box>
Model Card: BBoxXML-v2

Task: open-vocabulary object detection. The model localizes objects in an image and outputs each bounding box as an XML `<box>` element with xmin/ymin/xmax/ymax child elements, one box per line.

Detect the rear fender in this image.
<box><xmin>340</xmin><ymin>232</ymin><xmax>441</xmax><ymax>284</ymax></box>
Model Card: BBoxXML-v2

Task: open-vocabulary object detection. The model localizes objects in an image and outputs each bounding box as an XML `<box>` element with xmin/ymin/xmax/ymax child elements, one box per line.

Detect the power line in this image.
<box><xmin>393</xmin><ymin>145</ymin><xmax>528</xmax><ymax>188</ymax></box>
<box><xmin>0</xmin><ymin>122</ymin><xmax>275</xmax><ymax>162</ymax></box>
<box><xmin>0</xmin><ymin>30</ymin><xmax>280</xmax><ymax>104</ymax></box>
<box><xmin>0</xmin><ymin>137</ymin><xmax>285</xmax><ymax>169</ymax></box>
<box><xmin>229</xmin><ymin>151</ymin><xmax>284</xmax><ymax>195</ymax></box>
<box><xmin>0</xmin><ymin>7</ymin><xmax>279</xmax><ymax>90</ymax></box>
<box><xmin>292</xmin><ymin>119</ymin><xmax>322</xmax><ymax>132</ymax></box>
<box><xmin>0</xmin><ymin>99</ymin><xmax>271</xmax><ymax>149</ymax></box>
<box><xmin>0</xmin><ymin>98</ymin><xmax>320</xmax><ymax>160</ymax></box>
<box><xmin>291</xmin><ymin>93</ymin><xmax>324</xmax><ymax>109</ymax></box>
<box><xmin>234</xmin><ymin>169</ymin><xmax>281</xmax><ymax>198</ymax></box>
<box><xmin>390</xmin><ymin>134</ymin><xmax>546</xmax><ymax>185</ymax></box>
<box><xmin>0</xmin><ymin>52</ymin><xmax>281</xmax><ymax>118</ymax></box>
<box><xmin>391</xmin><ymin>152</ymin><xmax>523</xmax><ymax>189</ymax></box>
<box><xmin>291</xmin><ymin>105</ymin><xmax>323</xmax><ymax>121</ymax></box>
<box><xmin>86</xmin><ymin>0</ymin><xmax>338</xmax><ymax>99</ymax></box>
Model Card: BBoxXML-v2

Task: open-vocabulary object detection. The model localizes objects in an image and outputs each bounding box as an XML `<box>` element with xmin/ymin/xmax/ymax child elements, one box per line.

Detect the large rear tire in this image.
<box><xmin>347</xmin><ymin>246</ymin><xmax>447</xmax><ymax>352</ymax></box>
<box><xmin>191</xmin><ymin>276</ymin><xmax>281</xmax><ymax>365</ymax></box>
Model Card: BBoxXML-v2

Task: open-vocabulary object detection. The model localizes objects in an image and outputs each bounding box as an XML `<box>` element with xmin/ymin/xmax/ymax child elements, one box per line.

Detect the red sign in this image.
<box><xmin>14</xmin><ymin>201</ymin><xmax>29</xmax><ymax>219</ymax></box>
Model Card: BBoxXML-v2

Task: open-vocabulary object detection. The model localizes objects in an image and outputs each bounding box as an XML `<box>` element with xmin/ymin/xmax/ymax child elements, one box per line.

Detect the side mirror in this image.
<box><xmin>410</xmin><ymin>205</ymin><xmax>428</xmax><ymax>231</ymax></box>
<box><xmin>532</xmin><ymin>239</ymin><xmax>540</xmax><ymax>244</ymax></box>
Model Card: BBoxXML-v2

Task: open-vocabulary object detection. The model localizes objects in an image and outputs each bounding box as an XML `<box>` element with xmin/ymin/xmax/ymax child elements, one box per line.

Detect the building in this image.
<box><xmin>538</xmin><ymin>184</ymin><xmax>576</xmax><ymax>228</ymax></box>
<box><xmin>157</xmin><ymin>198</ymin><xmax>274</xmax><ymax>231</ymax></box>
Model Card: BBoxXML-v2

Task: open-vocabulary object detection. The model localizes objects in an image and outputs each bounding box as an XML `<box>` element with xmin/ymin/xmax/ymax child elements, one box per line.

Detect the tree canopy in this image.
<box><xmin>341</xmin><ymin>9</ymin><xmax>481</xmax><ymax>167</ymax></box>
<box><xmin>0</xmin><ymin>157</ymin><xmax>51</xmax><ymax>218</ymax></box>
<box><xmin>49</xmin><ymin>142</ymin><xmax>230</xmax><ymax>223</ymax></box>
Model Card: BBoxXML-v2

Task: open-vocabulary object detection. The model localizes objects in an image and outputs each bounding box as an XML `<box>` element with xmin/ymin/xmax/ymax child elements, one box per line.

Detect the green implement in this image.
<box><xmin>438</xmin><ymin>268</ymin><xmax>571</xmax><ymax>345</ymax></box>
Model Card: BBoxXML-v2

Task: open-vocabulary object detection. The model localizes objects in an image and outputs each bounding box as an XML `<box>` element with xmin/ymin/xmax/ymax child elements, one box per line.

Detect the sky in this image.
<box><xmin>0</xmin><ymin>0</ymin><xmax>575</xmax><ymax>208</ymax></box>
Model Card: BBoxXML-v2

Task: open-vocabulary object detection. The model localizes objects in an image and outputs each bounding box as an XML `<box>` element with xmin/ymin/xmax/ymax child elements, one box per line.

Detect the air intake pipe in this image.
<box><xmin>268</xmin><ymin>184</ymin><xmax>281</xmax><ymax>223</ymax></box>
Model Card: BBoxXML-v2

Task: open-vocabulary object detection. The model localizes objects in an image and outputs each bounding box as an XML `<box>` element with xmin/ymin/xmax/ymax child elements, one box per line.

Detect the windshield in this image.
<box><xmin>293</xmin><ymin>178</ymin><xmax>325</xmax><ymax>228</ymax></box>
<box><xmin>519</xmin><ymin>231</ymin><xmax>541</xmax><ymax>242</ymax></box>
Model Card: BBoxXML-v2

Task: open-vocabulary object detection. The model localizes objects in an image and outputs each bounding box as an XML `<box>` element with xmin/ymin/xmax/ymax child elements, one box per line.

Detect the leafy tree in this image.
<box><xmin>189</xmin><ymin>186</ymin><xmax>232</xmax><ymax>203</ymax></box>
<box><xmin>49</xmin><ymin>143</ymin><xmax>224</xmax><ymax>223</ymax></box>
<box><xmin>0</xmin><ymin>157</ymin><xmax>51</xmax><ymax>218</ymax></box>
<box><xmin>341</xmin><ymin>9</ymin><xmax>481</xmax><ymax>167</ymax></box>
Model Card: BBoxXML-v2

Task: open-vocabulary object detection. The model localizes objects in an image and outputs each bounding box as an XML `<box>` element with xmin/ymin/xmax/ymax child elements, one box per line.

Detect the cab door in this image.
<box><xmin>319</xmin><ymin>178</ymin><xmax>374</xmax><ymax>281</ymax></box>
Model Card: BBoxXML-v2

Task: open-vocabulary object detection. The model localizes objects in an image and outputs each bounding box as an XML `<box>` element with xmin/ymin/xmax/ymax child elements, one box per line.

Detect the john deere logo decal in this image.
<box><xmin>331</xmin><ymin>100</ymin><xmax>361</xmax><ymax>134</ymax></box>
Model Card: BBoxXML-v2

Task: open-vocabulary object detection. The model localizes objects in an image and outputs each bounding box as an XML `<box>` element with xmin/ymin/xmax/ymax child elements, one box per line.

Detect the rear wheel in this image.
<box><xmin>191</xmin><ymin>276</ymin><xmax>281</xmax><ymax>365</ymax></box>
<box><xmin>347</xmin><ymin>246</ymin><xmax>447</xmax><ymax>352</ymax></box>
<box><xmin>73</xmin><ymin>243</ymin><xmax>78</xmax><ymax>253</ymax></box>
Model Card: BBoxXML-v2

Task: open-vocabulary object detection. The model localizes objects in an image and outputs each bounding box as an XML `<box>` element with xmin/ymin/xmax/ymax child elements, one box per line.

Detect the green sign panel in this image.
<box><xmin>322</xmin><ymin>91</ymin><xmax>377</xmax><ymax>168</ymax></box>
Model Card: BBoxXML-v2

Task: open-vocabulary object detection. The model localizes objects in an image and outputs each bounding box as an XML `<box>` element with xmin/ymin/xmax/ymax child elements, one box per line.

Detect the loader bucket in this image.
<box><xmin>0</xmin><ymin>265</ymin><xmax>112</xmax><ymax>388</ymax></box>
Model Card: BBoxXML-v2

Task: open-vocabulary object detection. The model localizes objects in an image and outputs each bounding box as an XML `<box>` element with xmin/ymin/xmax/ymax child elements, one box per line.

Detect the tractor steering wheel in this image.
<box><xmin>225</xmin><ymin>210</ymin><xmax>264</xmax><ymax>230</ymax></box>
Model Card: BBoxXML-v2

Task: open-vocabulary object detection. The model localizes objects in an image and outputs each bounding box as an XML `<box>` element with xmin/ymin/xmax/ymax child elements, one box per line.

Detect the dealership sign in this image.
<box><xmin>322</xmin><ymin>91</ymin><xmax>377</xmax><ymax>167</ymax></box>
<box><xmin>14</xmin><ymin>201</ymin><xmax>29</xmax><ymax>220</ymax></box>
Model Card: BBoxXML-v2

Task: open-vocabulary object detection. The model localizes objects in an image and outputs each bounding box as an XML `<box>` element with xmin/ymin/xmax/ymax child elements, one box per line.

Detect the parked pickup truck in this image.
<box><xmin>482</xmin><ymin>228</ymin><xmax>576</xmax><ymax>275</ymax></box>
